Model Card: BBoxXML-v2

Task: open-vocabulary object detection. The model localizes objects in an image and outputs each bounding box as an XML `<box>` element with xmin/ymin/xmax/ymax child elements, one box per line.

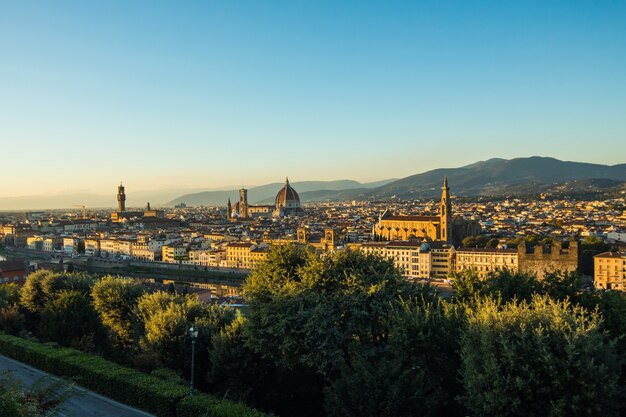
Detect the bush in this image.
<box><xmin>176</xmin><ymin>394</ymin><xmax>271</xmax><ymax>417</ymax></box>
<box><xmin>460</xmin><ymin>295</ymin><xmax>621</xmax><ymax>417</ymax></box>
<box><xmin>0</xmin><ymin>333</ymin><xmax>186</xmax><ymax>417</ymax></box>
<box><xmin>0</xmin><ymin>333</ymin><xmax>269</xmax><ymax>417</ymax></box>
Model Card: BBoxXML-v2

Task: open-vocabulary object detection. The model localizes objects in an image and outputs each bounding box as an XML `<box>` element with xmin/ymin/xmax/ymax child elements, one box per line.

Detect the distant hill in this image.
<box><xmin>296</xmin><ymin>157</ymin><xmax>626</xmax><ymax>201</ymax></box>
<box><xmin>166</xmin><ymin>179</ymin><xmax>397</xmax><ymax>206</ymax></box>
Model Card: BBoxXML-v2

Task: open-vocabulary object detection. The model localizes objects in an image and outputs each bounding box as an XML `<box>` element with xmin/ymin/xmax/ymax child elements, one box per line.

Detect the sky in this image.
<box><xmin>1</xmin><ymin>1</ymin><xmax>625</xmax><ymax>197</ymax></box>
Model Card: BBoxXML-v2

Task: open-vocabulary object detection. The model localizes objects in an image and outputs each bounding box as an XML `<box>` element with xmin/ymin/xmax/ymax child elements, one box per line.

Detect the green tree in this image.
<box><xmin>20</xmin><ymin>271</ymin><xmax>95</xmax><ymax>314</ymax></box>
<box><xmin>138</xmin><ymin>291</ymin><xmax>234</xmax><ymax>384</ymax></box>
<box><xmin>325</xmin><ymin>300</ymin><xmax>465</xmax><ymax>417</ymax></box>
<box><xmin>92</xmin><ymin>276</ymin><xmax>145</xmax><ymax>350</ymax></box>
<box><xmin>579</xmin><ymin>236</ymin><xmax>611</xmax><ymax>276</ymax></box>
<box><xmin>208</xmin><ymin>314</ymin><xmax>325</xmax><ymax>417</ymax></box>
<box><xmin>244</xmin><ymin>245</ymin><xmax>428</xmax><ymax>378</ymax></box>
<box><xmin>460</xmin><ymin>295</ymin><xmax>620</xmax><ymax>417</ymax></box>
<box><xmin>38</xmin><ymin>290</ymin><xmax>107</xmax><ymax>351</ymax></box>
<box><xmin>0</xmin><ymin>284</ymin><xmax>20</xmax><ymax>308</ymax></box>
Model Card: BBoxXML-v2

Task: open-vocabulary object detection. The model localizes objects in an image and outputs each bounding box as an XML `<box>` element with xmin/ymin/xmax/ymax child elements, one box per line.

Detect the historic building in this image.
<box><xmin>373</xmin><ymin>178</ymin><xmax>478</xmax><ymax>243</ymax></box>
<box><xmin>111</xmin><ymin>183</ymin><xmax>165</xmax><ymax>222</ymax></box>
<box><xmin>228</xmin><ymin>177</ymin><xmax>303</xmax><ymax>219</ymax></box>
<box><xmin>594</xmin><ymin>252</ymin><xmax>626</xmax><ymax>290</ymax></box>
<box><xmin>517</xmin><ymin>240</ymin><xmax>578</xmax><ymax>279</ymax></box>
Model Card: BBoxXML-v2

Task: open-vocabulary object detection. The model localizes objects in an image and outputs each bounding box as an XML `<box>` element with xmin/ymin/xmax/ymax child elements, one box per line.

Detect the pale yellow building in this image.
<box><xmin>594</xmin><ymin>252</ymin><xmax>626</xmax><ymax>290</ymax></box>
<box><xmin>162</xmin><ymin>244</ymin><xmax>187</xmax><ymax>263</ymax></box>
<box><xmin>455</xmin><ymin>247</ymin><xmax>519</xmax><ymax>279</ymax></box>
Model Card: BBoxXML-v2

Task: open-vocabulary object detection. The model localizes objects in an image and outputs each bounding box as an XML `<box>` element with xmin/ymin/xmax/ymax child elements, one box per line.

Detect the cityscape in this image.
<box><xmin>2</xmin><ymin>2</ymin><xmax>626</xmax><ymax>417</ymax></box>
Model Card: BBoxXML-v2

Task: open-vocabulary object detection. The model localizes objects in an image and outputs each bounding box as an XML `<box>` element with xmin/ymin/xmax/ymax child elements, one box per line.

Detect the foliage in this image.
<box><xmin>176</xmin><ymin>394</ymin><xmax>271</xmax><ymax>417</ymax></box>
<box><xmin>0</xmin><ymin>332</ymin><xmax>266</xmax><ymax>417</ymax></box>
<box><xmin>325</xmin><ymin>300</ymin><xmax>464</xmax><ymax>417</ymax></box>
<box><xmin>139</xmin><ymin>291</ymin><xmax>235</xmax><ymax>384</ymax></box>
<box><xmin>460</xmin><ymin>295</ymin><xmax>621</xmax><ymax>417</ymax></box>
<box><xmin>38</xmin><ymin>290</ymin><xmax>107</xmax><ymax>351</ymax></box>
<box><xmin>92</xmin><ymin>276</ymin><xmax>145</xmax><ymax>349</ymax></box>
<box><xmin>20</xmin><ymin>270</ymin><xmax>95</xmax><ymax>314</ymax></box>
<box><xmin>244</xmin><ymin>245</ymin><xmax>427</xmax><ymax>377</ymax></box>
<box><xmin>579</xmin><ymin>236</ymin><xmax>611</xmax><ymax>275</ymax></box>
<box><xmin>0</xmin><ymin>284</ymin><xmax>20</xmax><ymax>308</ymax></box>
<box><xmin>209</xmin><ymin>314</ymin><xmax>324</xmax><ymax>417</ymax></box>
<box><xmin>0</xmin><ymin>305</ymin><xmax>25</xmax><ymax>335</ymax></box>
<box><xmin>0</xmin><ymin>332</ymin><xmax>187</xmax><ymax>417</ymax></box>
<box><xmin>0</xmin><ymin>371</ymin><xmax>73</xmax><ymax>417</ymax></box>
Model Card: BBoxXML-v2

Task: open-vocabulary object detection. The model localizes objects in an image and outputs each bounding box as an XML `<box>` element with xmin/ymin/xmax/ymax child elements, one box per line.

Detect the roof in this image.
<box><xmin>0</xmin><ymin>261</ymin><xmax>26</xmax><ymax>272</ymax></box>
<box><xmin>457</xmin><ymin>247</ymin><xmax>518</xmax><ymax>254</ymax></box>
<box><xmin>275</xmin><ymin>178</ymin><xmax>300</xmax><ymax>206</ymax></box>
<box><xmin>380</xmin><ymin>215</ymin><xmax>440</xmax><ymax>222</ymax></box>
<box><xmin>594</xmin><ymin>252</ymin><xmax>626</xmax><ymax>259</ymax></box>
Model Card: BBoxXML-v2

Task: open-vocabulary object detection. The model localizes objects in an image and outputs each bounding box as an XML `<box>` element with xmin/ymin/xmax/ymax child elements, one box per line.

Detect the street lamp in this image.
<box><xmin>189</xmin><ymin>325</ymin><xmax>199</xmax><ymax>396</ymax></box>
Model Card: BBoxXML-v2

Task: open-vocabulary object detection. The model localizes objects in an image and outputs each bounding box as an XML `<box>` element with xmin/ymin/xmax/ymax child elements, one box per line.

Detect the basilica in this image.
<box><xmin>373</xmin><ymin>178</ymin><xmax>480</xmax><ymax>244</ymax></box>
<box><xmin>228</xmin><ymin>177</ymin><xmax>303</xmax><ymax>219</ymax></box>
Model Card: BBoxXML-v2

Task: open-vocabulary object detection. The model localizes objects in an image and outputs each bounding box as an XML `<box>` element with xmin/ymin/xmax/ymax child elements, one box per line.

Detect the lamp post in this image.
<box><xmin>189</xmin><ymin>325</ymin><xmax>199</xmax><ymax>396</ymax></box>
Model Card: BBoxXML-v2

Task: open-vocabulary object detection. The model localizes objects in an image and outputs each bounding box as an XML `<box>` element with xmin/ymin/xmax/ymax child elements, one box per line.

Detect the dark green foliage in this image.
<box><xmin>0</xmin><ymin>332</ymin><xmax>267</xmax><ymax>417</ymax></box>
<box><xmin>92</xmin><ymin>276</ymin><xmax>145</xmax><ymax>349</ymax></box>
<box><xmin>20</xmin><ymin>270</ymin><xmax>95</xmax><ymax>314</ymax></box>
<box><xmin>0</xmin><ymin>284</ymin><xmax>20</xmax><ymax>308</ymax></box>
<box><xmin>0</xmin><ymin>284</ymin><xmax>24</xmax><ymax>335</ymax></box>
<box><xmin>38</xmin><ymin>290</ymin><xmax>107</xmax><ymax>351</ymax></box>
<box><xmin>579</xmin><ymin>235</ymin><xmax>611</xmax><ymax>275</ymax></box>
<box><xmin>209</xmin><ymin>314</ymin><xmax>324</xmax><ymax>417</ymax></box>
<box><xmin>176</xmin><ymin>394</ymin><xmax>271</xmax><ymax>417</ymax></box>
<box><xmin>138</xmin><ymin>291</ymin><xmax>235</xmax><ymax>386</ymax></box>
<box><xmin>325</xmin><ymin>301</ymin><xmax>464</xmax><ymax>417</ymax></box>
<box><xmin>244</xmin><ymin>245</ymin><xmax>427</xmax><ymax>377</ymax></box>
<box><xmin>0</xmin><ymin>333</ymin><xmax>187</xmax><ymax>417</ymax></box>
<box><xmin>460</xmin><ymin>296</ymin><xmax>620</xmax><ymax>417</ymax></box>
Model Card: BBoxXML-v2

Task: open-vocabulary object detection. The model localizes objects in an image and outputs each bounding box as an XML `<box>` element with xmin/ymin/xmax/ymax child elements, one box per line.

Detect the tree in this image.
<box><xmin>460</xmin><ymin>295</ymin><xmax>620</xmax><ymax>417</ymax></box>
<box><xmin>138</xmin><ymin>291</ymin><xmax>235</xmax><ymax>385</ymax></box>
<box><xmin>38</xmin><ymin>290</ymin><xmax>107</xmax><ymax>351</ymax></box>
<box><xmin>208</xmin><ymin>314</ymin><xmax>325</xmax><ymax>417</ymax></box>
<box><xmin>244</xmin><ymin>245</ymin><xmax>428</xmax><ymax>378</ymax></box>
<box><xmin>92</xmin><ymin>276</ymin><xmax>145</xmax><ymax>350</ymax></box>
<box><xmin>0</xmin><ymin>284</ymin><xmax>20</xmax><ymax>308</ymax></box>
<box><xmin>325</xmin><ymin>300</ymin><xmax>465</xmax><ymax>417</ymax></box>
<box><xmin>20</xmin><ymin>270</ymin><xmax>95</xmax><ymax>314</ymax></box>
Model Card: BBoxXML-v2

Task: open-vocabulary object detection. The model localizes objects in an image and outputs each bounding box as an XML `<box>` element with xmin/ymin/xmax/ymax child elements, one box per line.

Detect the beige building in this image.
<box><xmin>455</xmin><ymin>247</ymin><xmax>519</xmax><ymax>279</ymax></box>
<box><xmin>162</xmin><ymin>244</ymin><xmax>187</xmax><ymax>263</ymax></box>
<box><xmin>594</xmin><ymin>252</ymin><xmax>626</xmax><ymax>290</ymax></box>
<box><xmin>225</xmin><ymin>242</ymin><xmax>269</xmax><ymax>269</ymax></box>
<box><xmin>100</xmin><ymin>238</ymin><xmax>133</xmax><ymax>258</ymax></box>
<box><xmin>359</xmin><ymin>241</ymin><xmax>454</xmax><ymax>280</ymax></box>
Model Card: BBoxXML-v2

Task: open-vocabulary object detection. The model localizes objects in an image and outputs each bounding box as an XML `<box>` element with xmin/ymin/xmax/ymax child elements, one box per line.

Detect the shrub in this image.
<box><xmin>0</xmin><ymin>333</ymin><xmax>186</xmax><ymax>417</ymax></box>
<box><xmin>176</xmin><ymin>394</ymin><xmax>271</xmax><ymax>417</ymax></box>
<box><xmin>460</xmin><ymin>295</ymin><xmax>621</xmax><ymax>417</ymax></box>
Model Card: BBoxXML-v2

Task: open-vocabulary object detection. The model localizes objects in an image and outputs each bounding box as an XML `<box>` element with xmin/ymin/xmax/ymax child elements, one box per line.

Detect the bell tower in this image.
<box><xmin>117</xmin><ymin>183</ymin><xmax>126</xmax><ymax>213</ymax></box>
<box><xmin>239</xmin><ymin>188</ymin><xmax>248</xmax><ymax>219</ymax></box>
<box><xmin>440</xmin><ymin>177</ymin><xmax>452</xmax><ymax>242</ymax></box>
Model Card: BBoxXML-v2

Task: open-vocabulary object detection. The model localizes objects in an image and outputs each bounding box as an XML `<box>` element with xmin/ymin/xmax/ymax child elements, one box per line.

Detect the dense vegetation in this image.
<box><xmin>0</xmin><ymin>371</ymin><xmax>72</xmax><ymax>417</ymax></box>
<box><xmin>0</xmin><ymin>245</ymin><xmax>625</xmax><ymax>416</ymax></box>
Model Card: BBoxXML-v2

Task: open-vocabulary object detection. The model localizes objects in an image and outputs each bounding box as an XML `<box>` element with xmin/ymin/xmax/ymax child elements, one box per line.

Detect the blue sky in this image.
<box><xmin>1</xmin><ymin>1</ymin><xmax>625</xmax><ymax>196</ymax></box>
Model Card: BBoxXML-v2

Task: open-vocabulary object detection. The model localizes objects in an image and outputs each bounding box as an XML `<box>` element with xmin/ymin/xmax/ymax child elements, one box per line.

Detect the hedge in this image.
<box><xmin>177</xmin><ymin>394</ymin><xmax>271</xmax><ymax>417</ymax></box>
<box><xmin>0</xmin><ymin>333</ymin><xmax>270</xmax><ymax>417</ymax></box>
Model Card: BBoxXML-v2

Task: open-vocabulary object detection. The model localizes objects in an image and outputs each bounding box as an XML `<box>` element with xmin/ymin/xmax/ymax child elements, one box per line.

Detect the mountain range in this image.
<box><xmin>170</xmin><ymin>157</ymin><xmax>626</xmax><ymax>205</ymax></box>
<box><xmin>2</xmin><ymin>157</ymin><xmax>625</xmax><ymax>210</ymax></box>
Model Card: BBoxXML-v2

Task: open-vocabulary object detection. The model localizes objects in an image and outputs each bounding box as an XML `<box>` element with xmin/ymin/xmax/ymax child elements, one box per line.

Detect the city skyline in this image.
<box><xmin>2</xmin><ymin>1</ymin><xmax>626</xmax><ymax>196</ymax></box>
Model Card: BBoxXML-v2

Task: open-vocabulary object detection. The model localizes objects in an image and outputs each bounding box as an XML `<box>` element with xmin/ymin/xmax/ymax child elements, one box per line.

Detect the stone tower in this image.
<box><xmin>239</xmin><ymin>188</ymin><xmax>248</xmax><ymax>219</ymax></box>
<box><xmin>440</xmin><ymin>177</ymin><xmax>452</xmax><ymax>242</ymax></box>
<box><xmin>117</xmin><ymin>183</ymin><xmax>126</xmax><ymax>213</ymax></box>
<box><xmin>226</xmin><ymin>198</ymin><xmax>232</xmax><ymax>219</ymax></box>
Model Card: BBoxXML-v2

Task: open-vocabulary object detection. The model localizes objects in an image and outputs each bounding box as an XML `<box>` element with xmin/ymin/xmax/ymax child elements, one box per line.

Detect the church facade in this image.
<box><xmin>373</xmin><ymin>178</ymin><xmax>479</xmax><ymax>244</ymax></box>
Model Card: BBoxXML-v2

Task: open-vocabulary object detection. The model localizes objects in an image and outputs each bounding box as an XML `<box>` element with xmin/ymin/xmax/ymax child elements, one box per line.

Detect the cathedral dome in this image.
<box><xmin>275</xmin><ymin>177</ymin><xmax>300</xmax><ymax>209</ymax></box>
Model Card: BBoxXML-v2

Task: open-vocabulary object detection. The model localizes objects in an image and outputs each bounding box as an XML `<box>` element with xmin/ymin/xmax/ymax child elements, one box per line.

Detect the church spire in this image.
<box><xmin>285</xmin><ymin>176</ymin><xmax>289</xmax><ymax>185</ymax></box>
<box><xmin>440</xmin><ymin>176</ymin><xmax>452</xmax><ymax>242</ymax></box>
